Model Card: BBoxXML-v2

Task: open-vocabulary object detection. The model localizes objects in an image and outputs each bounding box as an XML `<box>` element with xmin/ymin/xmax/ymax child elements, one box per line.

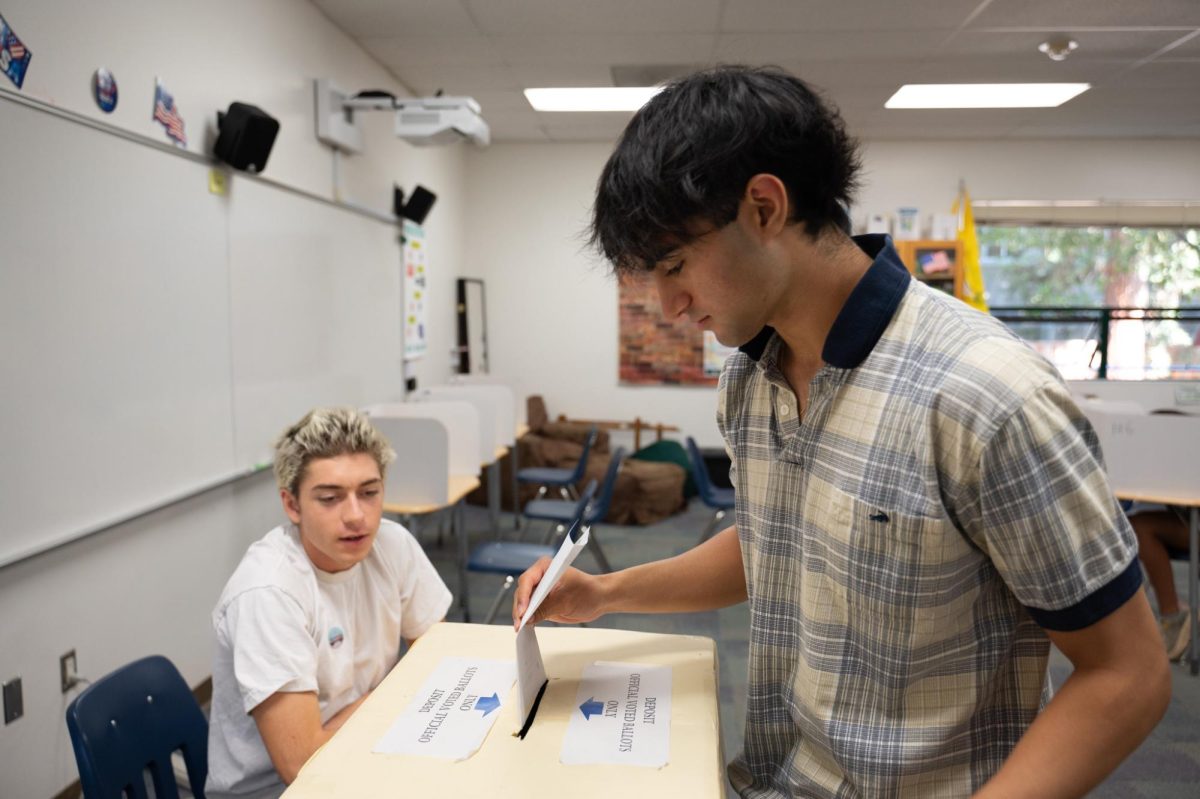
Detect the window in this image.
<box><xmin>978</xmin><ymin>225</ymin><xmax>1200</xmax><ymax>379</ymax></box>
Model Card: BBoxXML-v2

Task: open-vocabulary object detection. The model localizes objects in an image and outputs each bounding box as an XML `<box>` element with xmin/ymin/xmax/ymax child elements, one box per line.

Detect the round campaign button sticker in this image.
<box><xmin>92</xmin><ymin>68</ymin><xmax>118</xmax><ymax>113</ymax></box>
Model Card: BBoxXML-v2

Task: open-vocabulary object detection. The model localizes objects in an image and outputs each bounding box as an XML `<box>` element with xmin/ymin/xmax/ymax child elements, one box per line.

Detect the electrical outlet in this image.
<box><xmin>60</xmin><ymin>650</ymin><xmax>78</xmax><ymax>693</ymax></box>
<box><xmin>2</xmin><ymin>678</ymin><xmax>22</xmax><ymax>724</ymax></box>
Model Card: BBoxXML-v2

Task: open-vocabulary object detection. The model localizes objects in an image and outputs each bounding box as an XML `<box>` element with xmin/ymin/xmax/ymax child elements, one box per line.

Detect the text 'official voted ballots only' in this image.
<box><xmin>561</xmin><ymin>662</ymin><xmax>671</xmax><ymax>767</ymax></box>
<box><xmin>373</xmin><ymin>657</ymin><xmax>516</xmax><ymax>760</ymax></box>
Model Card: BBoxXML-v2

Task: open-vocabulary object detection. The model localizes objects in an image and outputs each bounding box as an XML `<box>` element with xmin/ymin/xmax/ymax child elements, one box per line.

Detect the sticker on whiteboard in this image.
<box><xmin>0</xmin><ymin>14</ymin><xmax>33</xmax><ymax>89</ymax></box>
<box><xmin>152</xmin><ymin>78</ymin><xmax>187</xmax><ymax>147</ymax></box>
<box><xmin>92</xmin><ymin>68</ymin><xmax>118</xmax><ymax>112</ymax></box>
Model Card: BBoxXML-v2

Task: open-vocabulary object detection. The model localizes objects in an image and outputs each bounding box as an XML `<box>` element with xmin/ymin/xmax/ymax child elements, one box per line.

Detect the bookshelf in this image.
<box><xmin>895</xmin><ymin>239</ymin><xmax>963</xmax><ymax>300</ymax></box>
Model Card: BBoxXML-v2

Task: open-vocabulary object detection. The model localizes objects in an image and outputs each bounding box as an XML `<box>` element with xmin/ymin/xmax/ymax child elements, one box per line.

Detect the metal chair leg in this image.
<box><xmin>542</xmin><ymin>522</ymin><xmax>565</xmax><ymax>545</ymax></box>
<box><xmin>484</xmin><ymin>575</ymin><xmax>516</xmax><ymax>625</ymax></box>
<box><xmin>588</xmin><ymin>527</ymin><xmax>613</xmax><ymax>573</ymax></box>
<box><xmin>697</xmin><ymin>509</ymin><xmax>726</xmax><ymax>546</ymax></box>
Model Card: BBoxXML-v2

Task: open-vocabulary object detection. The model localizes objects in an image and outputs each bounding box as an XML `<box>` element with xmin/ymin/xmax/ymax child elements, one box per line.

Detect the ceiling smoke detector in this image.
<box><xmin>1038</xmin><ymin>36</ymin><xmax>1079</xmax><ymax>62</ymax></box>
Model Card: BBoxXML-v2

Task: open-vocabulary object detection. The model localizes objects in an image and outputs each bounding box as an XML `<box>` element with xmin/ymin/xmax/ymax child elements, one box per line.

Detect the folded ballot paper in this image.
<box><xmin>515</xmin><ymin>520</ymin><xmax>591</xmax><ymax>737</ymax></box>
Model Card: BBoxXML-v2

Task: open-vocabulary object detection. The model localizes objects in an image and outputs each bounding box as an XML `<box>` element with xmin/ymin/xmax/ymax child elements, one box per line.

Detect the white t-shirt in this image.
<box><xmin>205</xmin><ymin>519</ymin><xmax>452</xmax><ymax>798</ymax></box>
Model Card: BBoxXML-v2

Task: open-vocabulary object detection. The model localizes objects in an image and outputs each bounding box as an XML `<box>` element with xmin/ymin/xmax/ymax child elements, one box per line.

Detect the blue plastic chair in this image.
<box><xmin>66</xmin><ymin>654</ymin><xmax>208</xmax><ymax>799</ymax></box>
<box><xmin>686</xmin><ymin>437</ymin><xmax>735</xmax><ymax>546</ymax></box>
<box><xmin>468</xmin><ymin>481</ymin><xmax>597</xmax><ymax>623</ymax></box>
<box><xmin>516</xmin><ymin>425</ymin><xmax>598</xmax><ymax>508</ymax></box>
<box><xmin>524</xmin><ymin>447</ymin><xmax>626</xmax><ymax>572</ymax></box>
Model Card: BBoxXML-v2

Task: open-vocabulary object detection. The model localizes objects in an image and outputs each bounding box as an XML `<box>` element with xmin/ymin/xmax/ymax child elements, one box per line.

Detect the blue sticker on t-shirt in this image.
<box><xmin>328</xmin><ymin>626</ymin><xmax>345</xmax><ymax>648</ymax></box>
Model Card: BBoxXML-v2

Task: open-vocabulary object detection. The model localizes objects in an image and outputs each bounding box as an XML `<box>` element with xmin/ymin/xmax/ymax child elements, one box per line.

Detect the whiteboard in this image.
<box><xmin>0</xmin><ymin>97</ymin><xmax>404</xmax><ymax>567</ymax></box>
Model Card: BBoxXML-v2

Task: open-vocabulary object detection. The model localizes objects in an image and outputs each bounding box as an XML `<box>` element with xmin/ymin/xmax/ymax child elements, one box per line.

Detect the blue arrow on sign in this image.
<box><xmin>579</xmin><ymin>697</ymin><xmax>604</xmax><ymax>720</ymax></box>
<box><xmin>475</xmin><ymin>693</ymin><xmax>501</xmax><ymax>717</ymax></box>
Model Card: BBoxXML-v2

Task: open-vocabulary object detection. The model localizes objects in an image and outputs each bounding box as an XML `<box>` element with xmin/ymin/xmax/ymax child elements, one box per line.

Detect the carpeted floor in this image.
<box><xmin>423</xmin><ymin>501</ymin><xmax>1200</xmax><ymax>798</ymax></box>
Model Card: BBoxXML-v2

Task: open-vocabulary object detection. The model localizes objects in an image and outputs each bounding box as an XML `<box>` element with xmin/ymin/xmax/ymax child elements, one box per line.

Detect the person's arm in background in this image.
<box><xmin>513</xmin><ymin>524</ymin><xmax>747</xmax><ymax>627</ymax></box>
<box><xmin>250</xmin><ymin>691</ymin><xmax>370</xmax><ymax>784</ymax></box>
<box><xmin>973</xmin><ymin>589</ymin><xmax>1169</xmax><ymax>798</ymax></box>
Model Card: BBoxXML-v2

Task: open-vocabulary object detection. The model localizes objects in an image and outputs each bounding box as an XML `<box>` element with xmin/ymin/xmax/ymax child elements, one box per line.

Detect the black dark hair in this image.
<box><xmin>589</xmin><ymin>65</ymin><xmax>862</xmax><ymax>274</ymax></box>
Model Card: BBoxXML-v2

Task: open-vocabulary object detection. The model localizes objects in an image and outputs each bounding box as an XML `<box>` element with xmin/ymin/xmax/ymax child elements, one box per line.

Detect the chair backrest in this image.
<box><xmin>585</xmin><ymin>447</ymin><xmax>626</xmax><ymax>524</ymax></box>
<box><xmin>66</xmin><ymin>655</ymin><xmax>208</xmax><ymax>799</ymax></box>
<box><xmin>685</xmin><ymin>437</ymin><xmax>720</xmax><ymax>505</ymax></box>
<box><xmin>570</xmin><ymin>479</ymin><xmax>599</xmax><ymax>535</ymax></box>
<box><xmin>567</xmin><ymin>425</ymin><xmax>599</xmax><ymax>483</ymax></box>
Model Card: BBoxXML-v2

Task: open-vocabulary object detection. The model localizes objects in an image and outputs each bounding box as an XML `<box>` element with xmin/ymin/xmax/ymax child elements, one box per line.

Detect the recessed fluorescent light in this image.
<box><xmin>524</xmin><ymin>86</ymin><xmax>663</xmax><ymax>112</ymax></box>
<box><xmin>885</xmin><ymin>83</ymin><xmax>1090</xmax><ymax>109</ymax></box>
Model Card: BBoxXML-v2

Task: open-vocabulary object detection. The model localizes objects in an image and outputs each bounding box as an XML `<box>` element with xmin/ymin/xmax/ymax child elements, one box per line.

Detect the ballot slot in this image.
<box><xmin>515</xmin><ymin>519</ymin><xmax>592</xmax><ymax>738</ymax></box>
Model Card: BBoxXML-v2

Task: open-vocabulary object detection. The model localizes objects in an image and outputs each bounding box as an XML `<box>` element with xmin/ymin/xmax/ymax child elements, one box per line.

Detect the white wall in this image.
<box><xmin>0</xmin><ymin>3</ymin><xmax>468</xmax><ymax>796</ymax></box>
<box><xmin>462</xmin><ymin>143</ymin><xmax>725</xmax><ymax>448</ymax></box>
<box><xmin>464</xmin><ymin>138</ymin><xmax>1200</xmax><ymax>448</ymax></box>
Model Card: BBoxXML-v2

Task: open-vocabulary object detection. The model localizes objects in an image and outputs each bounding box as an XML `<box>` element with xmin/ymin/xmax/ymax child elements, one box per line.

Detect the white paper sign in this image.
<box><xmin>373</xmin><ymin>657</ymin><xmax>516</xmax><ymax>760</ymax></box>
<box><xmin>561</xmin><ymin>662</ymin><xmax>672</xmax><ymax>767</ymax></box>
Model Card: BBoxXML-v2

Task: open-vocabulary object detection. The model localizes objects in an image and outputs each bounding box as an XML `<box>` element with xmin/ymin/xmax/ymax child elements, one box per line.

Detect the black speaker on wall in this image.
<box><xmin>393</xmin><ymin>184</ymin><xmax>437</xmax><ymax>225</ymax></box>
<box><xmin>214</xmin><ymin>102</ymin><xmax>280</xmax><ymax>173</ymax></box>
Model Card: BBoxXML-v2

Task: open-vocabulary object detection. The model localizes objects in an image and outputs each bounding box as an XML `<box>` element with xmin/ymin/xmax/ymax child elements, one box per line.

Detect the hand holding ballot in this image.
<box><xmin>512</xmin><ymin>559</ymin><xmax>608</xmax><ymax>629</ymax></box>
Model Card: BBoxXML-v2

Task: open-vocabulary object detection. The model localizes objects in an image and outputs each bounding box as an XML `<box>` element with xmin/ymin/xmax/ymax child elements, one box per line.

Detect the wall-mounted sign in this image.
<box><xmin>92</xmin><ymin>68</ymin><xmax>118</xmax><ymax>113</ymax></box>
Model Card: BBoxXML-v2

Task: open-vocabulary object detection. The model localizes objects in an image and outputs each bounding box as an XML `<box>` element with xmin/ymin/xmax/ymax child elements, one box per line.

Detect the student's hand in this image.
<box><xmin>512</xmin><ymin>557</ymin><xmax>607</xmax><ymax>629</ymax></box>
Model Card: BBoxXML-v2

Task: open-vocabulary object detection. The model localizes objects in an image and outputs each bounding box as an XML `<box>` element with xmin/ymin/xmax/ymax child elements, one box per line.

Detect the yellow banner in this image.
<box><xmin>952</xmin><ymin>188</ymin><xmax>989</xmax><ymax>312</ymax></box>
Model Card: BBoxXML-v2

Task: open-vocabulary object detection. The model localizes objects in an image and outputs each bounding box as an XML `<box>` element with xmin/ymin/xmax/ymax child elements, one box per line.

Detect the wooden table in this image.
<box><xmin>385</xmin><ymin>475</ymin><xmax>480</xmax><ymax>622</ymax></box>
<box><xmin>282</xmin><ymin>623</ymin><xmax>724</xmax><ymax>799</ymax></box>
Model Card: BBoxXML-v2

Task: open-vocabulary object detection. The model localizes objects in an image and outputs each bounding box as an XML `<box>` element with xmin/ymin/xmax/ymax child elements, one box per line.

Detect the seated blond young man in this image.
<box><xmin>206</xmin><ymin>407</ymin><xmax>452</xmax><ymax>798</ymax></box>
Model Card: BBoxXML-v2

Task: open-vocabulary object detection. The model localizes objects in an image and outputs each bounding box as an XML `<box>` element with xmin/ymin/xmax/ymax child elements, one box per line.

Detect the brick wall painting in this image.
<box><xmin>618</xmin><ymin>272</ymin><xmax>717</xmax><ymax>385</ymax></box>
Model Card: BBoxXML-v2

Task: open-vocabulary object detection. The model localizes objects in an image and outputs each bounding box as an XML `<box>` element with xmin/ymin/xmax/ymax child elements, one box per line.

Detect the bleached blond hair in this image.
<box><xmin>273</xmin><ymin>407</ymin><xmax>396</xmax><ymax>496</ymax></box>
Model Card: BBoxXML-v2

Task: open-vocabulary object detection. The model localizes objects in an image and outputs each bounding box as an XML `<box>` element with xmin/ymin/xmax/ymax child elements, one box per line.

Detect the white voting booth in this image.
<box><xmin>363</xmin><ymin>402</ymin><xmax>482</xmax><ymax>507</ymax></box>
<box><xmin>415</xmin><ymin>384</ymin><xmax>518</xmax><ymax>454</ymax></box>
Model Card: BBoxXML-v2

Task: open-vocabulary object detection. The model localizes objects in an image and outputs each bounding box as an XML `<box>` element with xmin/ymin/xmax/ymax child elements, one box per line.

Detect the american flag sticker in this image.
<box><xmin>152</xmin><ymin>78</ymin><xmax>187</xmax><ymax>147</ymax></box>
<box><xmin>0</xmin><ymin>14</ymin><xmax>33</xmax><ymax>90</ymax></box>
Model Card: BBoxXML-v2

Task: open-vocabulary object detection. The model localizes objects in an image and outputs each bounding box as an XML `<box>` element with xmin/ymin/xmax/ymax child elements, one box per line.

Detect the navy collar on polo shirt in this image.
<box><xmin>738</xmin><ymin>234</ymin><xmax>911</xmax><ymax>369</ymax></box>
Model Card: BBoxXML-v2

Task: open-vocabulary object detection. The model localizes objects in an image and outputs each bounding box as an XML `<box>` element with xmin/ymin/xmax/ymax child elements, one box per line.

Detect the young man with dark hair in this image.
<box><xmin>515</xmin><ymin>66</ymin><xmax>1169</xmax><ymax>798</ymax></box>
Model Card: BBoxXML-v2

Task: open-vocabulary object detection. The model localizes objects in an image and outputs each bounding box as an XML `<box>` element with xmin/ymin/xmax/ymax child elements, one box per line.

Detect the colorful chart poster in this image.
<box><xmin>403</xmin><ymin>220</ymin><xmax>428</xmax><ymax>361</ymax></box>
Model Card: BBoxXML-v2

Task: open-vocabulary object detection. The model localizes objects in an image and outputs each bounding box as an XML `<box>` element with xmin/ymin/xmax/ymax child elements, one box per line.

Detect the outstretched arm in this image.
<box><xmin>513</xmin><ymin>525</ymin><xmax>747</xmax><ymax>628</ymax></box>
<box><xmin>973</xmin><ymin>589</ymin><xmax>1170</xmax><ymax>798</ymax></box>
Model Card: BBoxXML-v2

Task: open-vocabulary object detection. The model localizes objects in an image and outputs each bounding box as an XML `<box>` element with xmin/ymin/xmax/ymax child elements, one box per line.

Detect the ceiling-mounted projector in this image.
<box><xmin>314</xmin><ymin>79</ymin><xmax>490</xmax><ymax>153</ymax></box>
<box><xmin>395</xmin><ymin>96</ymin><xmax>490</xmax><ymax>147</ymax></box>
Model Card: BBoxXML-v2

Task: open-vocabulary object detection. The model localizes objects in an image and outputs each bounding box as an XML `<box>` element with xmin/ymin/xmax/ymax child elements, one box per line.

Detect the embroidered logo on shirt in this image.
<box><xmin>328</xmin><ymin>626</ymin><xmax>345</xmax><ymax>648</ymax></box>
<box><xmin>870</xmin><ymin>511</ymin><xmax>889</xmax><ymax>522</ymax></box>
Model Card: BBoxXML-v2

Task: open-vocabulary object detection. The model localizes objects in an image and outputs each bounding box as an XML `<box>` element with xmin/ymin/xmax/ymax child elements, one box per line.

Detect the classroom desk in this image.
<box><xmin>1117</xmin><ymin>490</ymin><xmax>1199</xmax><ymax>675</ymax></box>
<box><xmin>386</xmin><ymin>475</ymin><xmax>480</xmax><ymax>623</ymax></box>
<box><xmin>487</xmin><ymin>445</ymin><xmax>509</xmax><ymax>536</ymax></box>
<box><xmin>282</xmin><ymin>623</ymin><xmax>724</xmax><ymax>799</ymax></box>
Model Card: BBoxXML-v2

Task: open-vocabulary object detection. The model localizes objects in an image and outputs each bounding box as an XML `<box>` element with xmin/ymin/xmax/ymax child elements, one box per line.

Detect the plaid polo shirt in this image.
<box><xmin>720</xmin><ymin>235</ymin><xmax>1140</xmax><ymax>798</ymax></box>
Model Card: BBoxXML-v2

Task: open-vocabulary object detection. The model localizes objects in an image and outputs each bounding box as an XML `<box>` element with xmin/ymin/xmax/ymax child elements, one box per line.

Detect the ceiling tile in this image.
<box><xmin>359</xmin><ymin>34</ymin><xmax>503</xmax><ymax>68</ymax></box>
<box><xmin>467</xmin><ymin>0</ymin><xmax>722</xmax><ymax>34</ymax></box>
<box><xmin>968</xmin><ymin>0</ymin><xmax>1200</xmax><ymax>29</ymax></box>
<box><xmin>1112</xmin><ymin>59</ymin><xmax>1200</xmax><ymax>89</ymax></box>
<box><xmin>492</xmin><ymin>33</ymin><xmax>717</xmax><ymax>64</ymax></box>
<box><xmin>718</xmin><ymin>0</ymin><xmax>981</xmax><ymax>33</ymax></box>
<box><xmin>715</xmin><ymin>30</ymin><xmax>953</xmax><ymax>62</ymax></box>
<box><xmin>312</xmin><ymin>0</ymin><xmax>478</xmax><ymax>37</ymax></box>
<box><xmin>390</xmin><ymin>63</ymin><xmax>520</xmax><ymax>95</ymax></box>
<box><xmin>944</xmin><ymin>29</ymin><xmax>1186</xmax><ymax>59</ymax></box>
